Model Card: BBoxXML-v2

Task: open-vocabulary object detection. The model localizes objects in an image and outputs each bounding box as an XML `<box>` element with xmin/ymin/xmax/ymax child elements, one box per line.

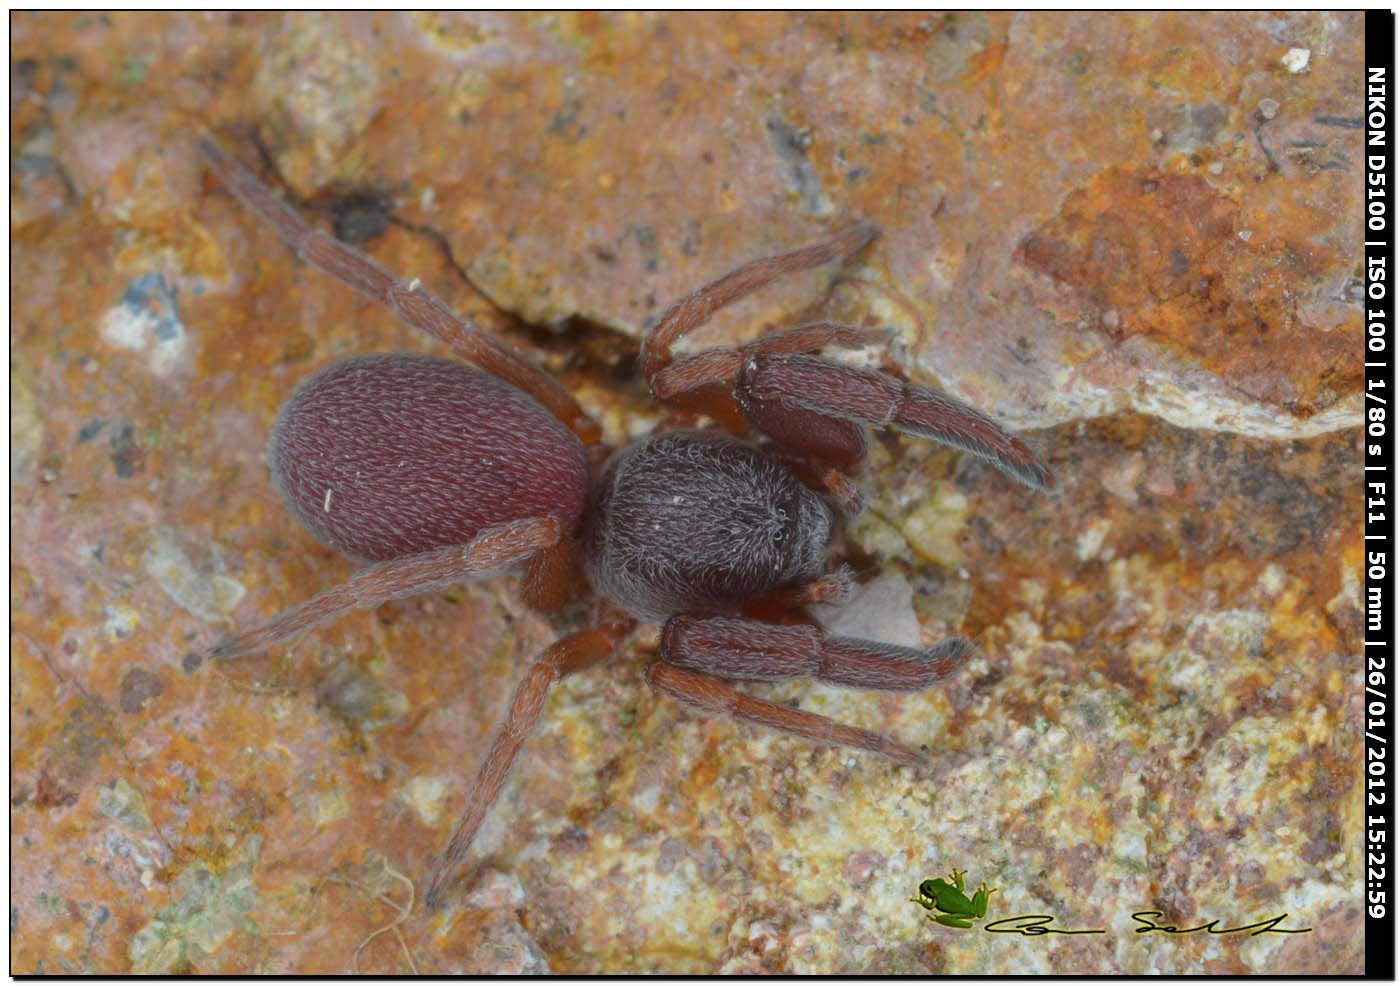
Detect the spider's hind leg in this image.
<box><xmin>195</xmin><ymin>518</ymin><xmax>562</xmax><ymax>665</ymax></box>
<box><xmin>425</xmin><ymin>601</ymin><xmax>637</xmax><ymax>910</ymax></box>
<box><xmin>647</xmin><ymin>662</ymin><xmax>925</xmax><ymax>766</ymax></box>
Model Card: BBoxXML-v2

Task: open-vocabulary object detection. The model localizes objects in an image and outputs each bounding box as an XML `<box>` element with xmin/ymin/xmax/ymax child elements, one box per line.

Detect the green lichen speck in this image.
<box><xmin>128</xmin><ymin>837</ymin><xmax>262</xmax><ymax>973</ymax></box>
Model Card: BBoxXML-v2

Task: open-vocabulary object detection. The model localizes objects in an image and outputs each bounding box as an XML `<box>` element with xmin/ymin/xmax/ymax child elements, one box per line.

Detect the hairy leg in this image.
<box><xmin>642</xmin><ymin>226</ymin><xmax>879</xmax><ymax>386</ymax></box>
<box><xmin>661</xmin><ymin>614</ymin><xmax>971</xmax><ymax>692</ymax></box>
<box><xmin>424</xmin><ymin>603</ymin><xmax>636</xmax><ymax>910</ymax></box>
<box><xmin>732</xmin><ymin>569</ymin><xmax>856</xmax><ymax>627</ymax></box>
<box><xmin>738</xmin><ymin>353</ymin><xmax>1056</xmax><ymax>492</ymax></box>
<box><xmin>650</xmin><ymin>321</ymin><xmax>890</xmax><ymax>402</ymax></box>
<box><xmin>646</xmin><ymin>662</ymin><xmax>924</xmax><ymax>766</ymax></box>
<box><xmin>519</xmin><ymin>535</ymin><xmax>586</xmax><ymax>614</ymax></box>
<box><xmin>742</xmin><ymin>393</ymin><xmax>869</xmax><ymax>473</ymax></box>
<box><xmin>649</xmin><ymin>321</ymin><xmax>888</xmax><ymax>466</ymax></box>
<box><xmin>198</xmin><ymin>138</ymin><xmax>602</xmax><ymax>448</ymax></box>
<box><xmin>198</xmin><ymin>518</ymin><xmax>562</xmax><ymax>663</ymax></box>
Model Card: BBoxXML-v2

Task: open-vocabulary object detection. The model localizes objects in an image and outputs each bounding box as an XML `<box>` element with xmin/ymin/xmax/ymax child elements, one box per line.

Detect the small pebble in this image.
<box><xmin>1282</xmin><ymin>48</ymin><xmax>1310</xmax><ymax>74</ymax></box>
<box><xmin>119</xmin><ymin>668</ymin><xmax>166</xmax><ymax>714</ymax></box>
<box><xmin>1258</xmin><ymin>98</ymin><xmax>1279</xmax><ymax>120</ymax></box>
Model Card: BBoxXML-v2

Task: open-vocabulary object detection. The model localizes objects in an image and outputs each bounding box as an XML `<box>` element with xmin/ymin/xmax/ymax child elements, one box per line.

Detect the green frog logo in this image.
<box><xmin>912</xmin><ymin>868</ymin><xmax>997</xmax><ymax>929</ymax></box>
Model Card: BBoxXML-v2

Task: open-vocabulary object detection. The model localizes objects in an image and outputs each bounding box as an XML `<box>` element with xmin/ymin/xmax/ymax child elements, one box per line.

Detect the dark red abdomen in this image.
<box><xmin>269</xmin><ymin>354</ymin><xmax>589</xmax><ymax>562</ymax></box>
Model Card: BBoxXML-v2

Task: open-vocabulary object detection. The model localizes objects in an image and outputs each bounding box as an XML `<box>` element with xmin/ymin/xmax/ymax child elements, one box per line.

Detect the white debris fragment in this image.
<box><xmin>1282</xmin><ymin>48</ymin><xmax>1310</xmax><ymax>74</ymax></box>
<box><xmin>99</xmin><ymin>304</ymin><xmax>186</xmax><ymax>376</ymax></box>
<box><xmin>98</xmin><ymin>273</ymin><xmax>188</xmax><ymax>377</ymax></box>
<box><xmin>1075</xmin><ymin>517</ymin><xmax>1113</xmax><ymax>562</ymax></box>
<box><xmin>404</xmin><ymin>775</ymin><xmax>449</xmax><ymax>826</ymax></box>
<box><xmin>142</xmin><ymin>528</ymin><xmax>245</xmax><ymax>622</ymax></box>
<box><xmin>463</xmin><ymin>869</ymin><xmax>527</xmax><ymax>910</ymax></box>
<box><xmin>103</xmin><ymin>604</ymin><xmax>140</xmax><ymax>641</ymax></box>
<box><xmin>812</xmin><ymin>572</ymin><xmax>921</xmax><ymax>648</ymax></box>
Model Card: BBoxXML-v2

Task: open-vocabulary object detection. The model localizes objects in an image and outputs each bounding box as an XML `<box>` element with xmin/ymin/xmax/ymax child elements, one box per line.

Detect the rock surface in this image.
<box><xmin>11</xmin><ymin>12</ymin><xmax>1363</xmax><ymax>973</ymax></box>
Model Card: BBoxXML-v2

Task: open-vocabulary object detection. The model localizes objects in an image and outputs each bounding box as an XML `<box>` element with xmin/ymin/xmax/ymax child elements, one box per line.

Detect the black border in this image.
<box><xmin>1365</xmin><ymin>7</ymin><xmax>1396</xmax><ymax>982</ymax></box>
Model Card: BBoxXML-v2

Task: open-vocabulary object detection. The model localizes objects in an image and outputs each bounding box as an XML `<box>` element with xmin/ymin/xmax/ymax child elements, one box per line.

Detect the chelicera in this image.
<box><xmin>193</xmin><ymin>138</ymin><xmax>1055</xmax><ymax>910</ymax></box>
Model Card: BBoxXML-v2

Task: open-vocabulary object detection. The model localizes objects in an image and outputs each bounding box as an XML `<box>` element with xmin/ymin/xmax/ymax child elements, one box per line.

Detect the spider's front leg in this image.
<box><xmin>641</xmin><ymin>225</ymin><xmax>879</xmax><ymax>384</ymax></box>
<box><xmin>641</xmin><ymin>221</ymin><xmax>880</xmax><ymax>437</ymax></box>
<box><xmin>738</xmin><ymin>353</ymin><xmax>1056</xmax><ymax>492</ymax></box>
<box><xmin>646</xmin><ymin>615</ymin><xmax>972</xmax><ymax>766</ymax></box>
<box><xmin>640</xmin><ymin>222</ymin><xmax>1054</xmax><ymax>491</ymax></box>
<box><xmin>198</xmin><ymin>137</ymin><xmax>602</xmax><ymax>448</ymax></box>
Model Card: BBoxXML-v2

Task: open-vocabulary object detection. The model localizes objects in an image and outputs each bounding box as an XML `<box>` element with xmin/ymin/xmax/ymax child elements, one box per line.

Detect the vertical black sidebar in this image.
<box><xmin>1366</xmin><ymin>8</ymin><xmax>1395</xmax><ymax>981</ymax></box>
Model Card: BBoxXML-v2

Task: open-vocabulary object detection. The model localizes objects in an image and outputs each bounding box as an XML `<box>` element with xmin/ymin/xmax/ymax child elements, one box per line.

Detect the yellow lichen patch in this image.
<box><xmin>1266</xmin><ymin>571</ymin><xmax>1342</xmax><ymax>648</ymax></box>
<box><xmin>128</xmin><ymin>837</ymin><xmax>263</xmax><ymax>974</ymax></box>
<box><xmin>96</xmin><ymin>777</ymin><xmax>153</xmax><ymax>830</ymax></box>
<box><xmin>899</xmin><ymin>490</ymin><xmax>971</xmax><ymax>567</ymax></box>
<box><xmin>103</xmin><ymin>604</ymin><xmax>141</xmax><ymax>641</ymax></box>
<box><xmin>251</xmin><ymin>17</ymin><xmax>381</xmax><ymax>196</ymax></box>
<box><xmin>11</xmin><ymin>358</ymin><xmax>43</xmax><ymax>486</ymax></box>
<box><xmin>1141</xmin><ymin>42</ymin><xmax>1231</xmax><ymax>99</ymax></box>
<box><xmin>313</xmin><ymin>788</ymin><xmax>351</xmax><ymax>829</ymax></box>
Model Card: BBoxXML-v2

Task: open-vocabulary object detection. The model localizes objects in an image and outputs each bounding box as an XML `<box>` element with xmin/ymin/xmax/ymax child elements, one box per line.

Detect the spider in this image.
<box><xmin>192</xmin><ymin>138</ymin><xmax>1055</xmax><ymax>911</ymax></box>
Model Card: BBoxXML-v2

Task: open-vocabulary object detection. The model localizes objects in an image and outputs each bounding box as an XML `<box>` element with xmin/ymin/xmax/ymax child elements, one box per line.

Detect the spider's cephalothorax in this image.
<box><xmin>194</xmin><ymin>137</ymin><xmax>1054</xmax><ymax>910</ymax></box>
<box><xmin>586</xmin><ymin>430</ymin><xmax>835</xmax><ymax>621</ymax></box>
